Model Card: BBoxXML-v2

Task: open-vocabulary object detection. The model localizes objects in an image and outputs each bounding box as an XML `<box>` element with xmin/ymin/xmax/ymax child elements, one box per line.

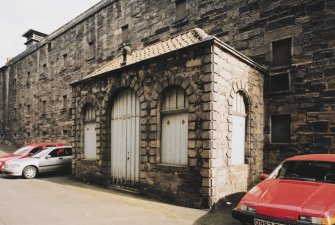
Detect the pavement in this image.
<box><xmin>0</xmin><ymin>143</ymin><xmax>242</xmax><ymax>225</ymax></box>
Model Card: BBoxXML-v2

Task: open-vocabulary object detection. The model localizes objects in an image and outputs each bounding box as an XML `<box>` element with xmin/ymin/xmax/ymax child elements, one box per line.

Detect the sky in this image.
<box><xmin>0</xmin><ymin>0</ymin><xmax>101</xmax><ymax>66</ymax></box>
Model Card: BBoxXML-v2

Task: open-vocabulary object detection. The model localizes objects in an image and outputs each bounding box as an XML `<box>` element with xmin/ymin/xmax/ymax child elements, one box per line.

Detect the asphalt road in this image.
<box><xmin>0</xmin><ymin>144</ymin><xmax>241</xmax><ymax>225</ymax></box>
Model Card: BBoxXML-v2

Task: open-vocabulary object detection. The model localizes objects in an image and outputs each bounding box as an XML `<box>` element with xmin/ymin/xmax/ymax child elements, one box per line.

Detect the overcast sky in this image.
<box><xmin>0</xmin><ymin>0</ymin><xmax>101</xmax><ymax>66</ymax></box>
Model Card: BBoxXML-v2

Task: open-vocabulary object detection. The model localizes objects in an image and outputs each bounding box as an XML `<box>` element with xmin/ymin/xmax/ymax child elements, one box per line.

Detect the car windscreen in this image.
<box><xmin>272</xmin><ymin>160</ymin><xmax>335</xmax><ymax>184</ymax></box>
<box><xmin>32</xmin><ymin>149</ymin><xmax>49</xmax><ymax>158</ymax></box>
<box><xmin>13</xmin><ymin>146</ymin><xmax>34</xmax><ymax>156</ymax></box>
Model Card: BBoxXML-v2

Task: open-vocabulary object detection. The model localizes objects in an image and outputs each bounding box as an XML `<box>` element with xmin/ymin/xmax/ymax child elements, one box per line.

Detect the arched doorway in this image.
<box><xmin>231</xmin><ymin>91</ymin><xmax>247</xmax><ymax>165</ymax></box>
<box><xmin>110</xmin><ymin>89</ymin><xmax>140</xmax><ymax>188</ymax></box>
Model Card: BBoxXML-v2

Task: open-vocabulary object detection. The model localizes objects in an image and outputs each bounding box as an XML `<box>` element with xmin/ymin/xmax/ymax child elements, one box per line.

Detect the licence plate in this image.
<box><xmin>254</xmin><ymin>218</ymin><xmax>285</xmax><ymax>225</ymax></box>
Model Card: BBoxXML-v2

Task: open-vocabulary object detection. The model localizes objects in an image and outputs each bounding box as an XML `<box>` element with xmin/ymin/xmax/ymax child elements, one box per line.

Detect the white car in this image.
<box><xmin>2</xmin><ymin>146</ymin><xmax>72</xmax><ymax>179</ymax></box>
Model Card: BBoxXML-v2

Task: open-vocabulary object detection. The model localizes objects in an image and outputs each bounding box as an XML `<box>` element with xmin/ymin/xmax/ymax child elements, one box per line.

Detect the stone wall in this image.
<box><xmin>211</xmin><ymin>44</ymin><xmax>264</xmax><ymax>203</ymax></box>
<box><xmin>71</xmin><ymin>38</ymin><xmax>264</xmax><ymax>208</ymax></box>
<box><xmin>71</xmin><ymin>42</ymin><xmax>211</xmax><ymax>207</ymax></box>
<box><xmin>0</xmin><ymin>0</ymin><xmax>333</xmax><ymax>190</ymax></box>
<box><xmin>0</xmin><ymin>67</ymin><xmax>7</xmax><ymax>137</ymax></box>
<box><xmin>262</xmin><ymin>0</ymin><xmax>335</xmax><ymax>170</ymax></box>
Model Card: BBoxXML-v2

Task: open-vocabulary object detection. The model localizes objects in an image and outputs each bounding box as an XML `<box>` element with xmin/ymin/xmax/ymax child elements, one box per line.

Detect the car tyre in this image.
<box><xmin>23</xmin><ymin>166</ymin><xmax>38</xmax><ymax>179</ymax></box>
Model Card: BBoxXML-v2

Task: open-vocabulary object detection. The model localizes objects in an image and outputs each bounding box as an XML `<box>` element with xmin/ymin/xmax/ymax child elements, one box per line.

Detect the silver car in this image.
<box><xmin>2</xmin><ymin>146</ymin><xmax>72</xmax><ymax>179</ymax></box>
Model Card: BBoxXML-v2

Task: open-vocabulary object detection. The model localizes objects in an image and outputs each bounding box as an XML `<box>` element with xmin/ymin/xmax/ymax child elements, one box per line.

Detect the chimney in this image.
<box><xmin>121</xmin><ymin>46</ymin><xmax>131</xmax><ymax>66</ymax></box>
<box><xmin>22</xmin><ymin>29</ymin><xmax>48</xmax><ymax>49</ymax></box>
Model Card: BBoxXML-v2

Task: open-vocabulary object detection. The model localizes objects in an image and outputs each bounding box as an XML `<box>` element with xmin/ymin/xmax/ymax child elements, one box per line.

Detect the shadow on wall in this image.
<box><xmin>193</xmin><ymin>192</ymin><xmax>245</xmax><ymax>225</ymax></box>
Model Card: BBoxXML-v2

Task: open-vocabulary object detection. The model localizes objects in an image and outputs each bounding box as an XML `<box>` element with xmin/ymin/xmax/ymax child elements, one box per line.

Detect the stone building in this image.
<box><xmin>71</xmin><ymin>28</ymin><xmax>264</xmax><ymax>207</ymax></box>
<box><xmin>0</xmin><ymin>0</ymin><xmax>334</xmax><ymax>208</ymax></box>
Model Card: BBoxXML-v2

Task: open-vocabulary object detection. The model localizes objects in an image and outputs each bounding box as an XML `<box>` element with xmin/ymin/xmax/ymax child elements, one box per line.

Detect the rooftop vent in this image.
<box><xmin>22</xmin><ymin>29</ymin><xmax>48</xmax><ymax>49</ymax></box>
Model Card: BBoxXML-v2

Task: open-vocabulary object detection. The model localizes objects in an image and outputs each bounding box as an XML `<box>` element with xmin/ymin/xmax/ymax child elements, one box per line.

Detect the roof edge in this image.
<box><xmin>213</xmin><ymin>37</ymin><xmax>267</xmax><ymax>73</ymax></box>
<box><xmin>6</xmin><ymin>0</ymin><xmax>114</xmax><ymax>66</ymax></box>
<box><xmin>70</xmin><ymin>36</ymin><xmax>215</xmax><ymax>86</ymax></box>
<box><xmin>70</xmin><ymin>33</ymin><xmax>267</xmax><ymax>86</ymax></box>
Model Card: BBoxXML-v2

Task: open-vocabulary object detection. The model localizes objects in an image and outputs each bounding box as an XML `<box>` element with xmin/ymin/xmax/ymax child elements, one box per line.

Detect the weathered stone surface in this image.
<box><xmin>0</xmin><ymin>0</ymin><xmax>333</xmax><ymax>209</ymax></box>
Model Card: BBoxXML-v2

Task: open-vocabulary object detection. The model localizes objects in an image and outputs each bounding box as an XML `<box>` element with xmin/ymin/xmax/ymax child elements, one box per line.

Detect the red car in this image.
<box><xmin>233</xmin><ymin>154</ymin><xmax>335</xmax><ymax>225</ymax></box>
<box><xmin>0</xmin><ymin>143</ymin><xmax>64</xmax><ymax>172</ymax></box>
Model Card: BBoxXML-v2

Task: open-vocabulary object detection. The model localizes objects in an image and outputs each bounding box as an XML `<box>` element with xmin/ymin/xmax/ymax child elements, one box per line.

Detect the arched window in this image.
<box><xmin>231</xmin><ymin>92</ymin><xmax>247</xmax><ymax>165</ymax></box>
<box><xmin>161</xmin><ymin>86</ymin><xmax>188</xmax><ymax>165</ymax></box>
<box><xmin>83</xmin><ymin>104</ymin><xmax>96</xmax><ymax>160</ymax></box>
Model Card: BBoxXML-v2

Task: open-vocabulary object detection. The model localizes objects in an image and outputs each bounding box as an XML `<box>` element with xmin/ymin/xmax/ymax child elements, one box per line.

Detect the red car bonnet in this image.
<box><xmin>242</xmin><ymin>179</ymin><xmax>335</xmax><ymax>220</ymax></box>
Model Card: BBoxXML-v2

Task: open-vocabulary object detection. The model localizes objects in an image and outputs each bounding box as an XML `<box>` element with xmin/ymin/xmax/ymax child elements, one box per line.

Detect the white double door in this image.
<box><xmin>111</xmin><ymin>89</ymin><xmax>140</xmax><ymax>185</ymax></box>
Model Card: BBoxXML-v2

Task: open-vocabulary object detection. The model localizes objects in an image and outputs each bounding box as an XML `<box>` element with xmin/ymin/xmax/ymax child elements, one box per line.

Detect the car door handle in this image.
<box><xmin>59</xmin><ymin>157</ymin><xmax>64</xmax><ymax>160</ymax></box>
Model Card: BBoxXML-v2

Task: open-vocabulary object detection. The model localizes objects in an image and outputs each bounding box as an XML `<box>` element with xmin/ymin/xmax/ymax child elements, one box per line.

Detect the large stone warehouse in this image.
<box><xmin>0</xmin><ymin>0</ymin><xmax>334</xmax><ymax>208</ymax></box>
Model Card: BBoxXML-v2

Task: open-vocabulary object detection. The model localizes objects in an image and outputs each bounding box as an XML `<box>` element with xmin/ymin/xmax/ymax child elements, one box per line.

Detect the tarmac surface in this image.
<box><xmin>0</xmin><ymin>143</ymin><xmax>242</xmax><ymax>225</ymax></box>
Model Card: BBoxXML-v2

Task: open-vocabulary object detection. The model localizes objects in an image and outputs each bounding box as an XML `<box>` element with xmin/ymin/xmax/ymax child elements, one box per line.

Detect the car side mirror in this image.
<box><xmin>259</xmin><ymin>173</ymin><xmax>269</xmax><ymax>180</ymax></box>
<box><xmin>28</xmin><ymin>153</ymin><xmax>33</xmax><ymax>157</ymax></box>
<box><xmin>45</xmin><ymin>155</ymin><xmax>51</xmax><ymax>159</ymax></box>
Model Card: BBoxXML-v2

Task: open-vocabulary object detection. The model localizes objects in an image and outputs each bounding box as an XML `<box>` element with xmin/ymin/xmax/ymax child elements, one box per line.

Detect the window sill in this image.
<box><xmin>270</xmin><ymin>65</ymin><xmax>293</xmax><ymax>72</ymax></box>
<box><xmin>154</xmin><ymin>163</ymin><xmax>189</xmax><ymax>172</ymax></box>
<box><xmin>60</xmin><ymin>68</ymin><xmax>68</xmax><ymax>74</ymax></box>
<box><xmin>268</xmin><ymin>90</ymin><xmax>291</xmax><ymax>95</ymax></box>
<box><xmin>81</xmin><ymin>159</ymin><xmax>97</xmax><ymax>162</ymax></box>
<box><xmin>230</xmin><ymin>163</ymin><xmax>249</xmax><ymax>170</ymax></box>
<box><xmin>86</xmin><ymin>56</ymin><xmax>96</xmax><ymax>61</ymax></box>
<box><xmin>172</xmin><ymin>17</ymin><xmax>189</xmax><ymax>28</ymax></box>
<box><xmin>270</xmin><ymin>142</ymin><xmax>291</xmax><ymax>145</ymax></box>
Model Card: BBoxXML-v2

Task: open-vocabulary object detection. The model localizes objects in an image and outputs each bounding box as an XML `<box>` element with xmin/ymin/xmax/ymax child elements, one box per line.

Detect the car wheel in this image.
<box><xmin>23</xmin><ymin>166</ymin><xmax>38</xmax><ymax>179</ymax></box>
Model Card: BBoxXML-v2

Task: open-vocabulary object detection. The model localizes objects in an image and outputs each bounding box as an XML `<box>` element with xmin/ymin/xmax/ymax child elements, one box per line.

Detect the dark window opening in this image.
<box><xmin>27</xmin><ymin>72</ymin><xmax>31</xmax><ymax>86</ymax></box>
<box><xmin>88</xmin><ymin>40</ymin><xmax>95</xmax><ymax>59</ymax></box>
<box><xmin>272</xmin><ymin>38</ymin><xmax>292</xmax><ymax>67</ymax></box>
<box><xmin>175</xmin><ymin>0</ymin><xmax>187</xmax><ymax>21</ymax></box>
<box><xmin>271</xmin><ymin>115</ymin><xmax>291</xmax><ymax>143</ymax></box>
<box><xmin>27</xmin><ymin>105</ymin><xmax>31</xmax><ymax>115</ymax></box>
<box><xmin>63</xmin><ymin>54</ymin><xmax>68</xmax><ymax>68</ymax></box>
<box><xmin>122</xmin><ymin>25</ymin><xmax>129</xmax><ymax>43</ymax></box>
<box><xmin>270</xmin><ymin>73</ymin><xmax>290</xmax><ymax>92</ymax></box>
<box><xmin>42</xmin><ymin>100</ymin><xmax>46</xmax><ymax>113</ymax></box>
<box><xmin>63</xmin><ymin>95</ymin><xmax>68</xmax><ymax>108</ymax></box>
<box><xmin>47</xmin><ymin>42</ymin><xmax>52</xmax><ymax>51</ymax></box>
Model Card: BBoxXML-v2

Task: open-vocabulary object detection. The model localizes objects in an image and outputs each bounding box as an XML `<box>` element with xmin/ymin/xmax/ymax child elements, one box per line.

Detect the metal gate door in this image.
<box><xmin>111</xmin><ymin>89</ymin><xmax>140</xmax><ymax>189</ymax></box>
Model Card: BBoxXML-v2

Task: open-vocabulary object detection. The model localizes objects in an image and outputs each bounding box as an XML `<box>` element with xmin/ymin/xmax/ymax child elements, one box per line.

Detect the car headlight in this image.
<box><xmin>237</xmin><ymin>203</ymin><xmax>256</xmax><ymax>213</ymax></box>
<box><xmin>322</xmin><ymin>217</ymin><xmax>335</xmax><ymax>225</ymax></box>
<box><xmin>299</xmin><ymin>216</ymin><xmax>323</xmax><ymax>224</ymax></box>
<box><xmin>299</xmin><ymin>216</ymin><xmax>335</xmax><ymax>225</ymax></box>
